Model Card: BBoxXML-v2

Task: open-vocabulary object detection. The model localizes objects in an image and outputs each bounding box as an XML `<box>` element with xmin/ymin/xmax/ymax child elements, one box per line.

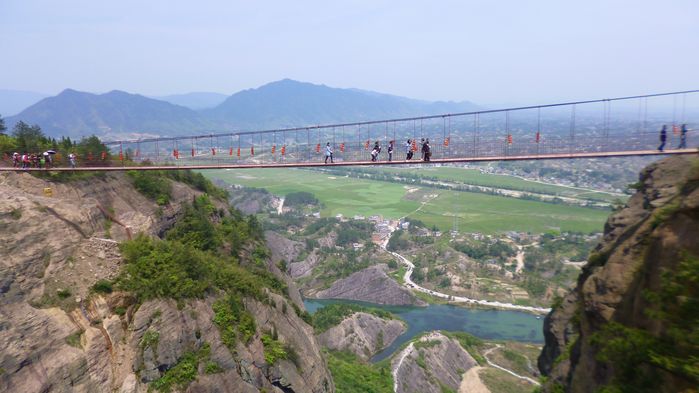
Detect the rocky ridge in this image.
<box><xmin>313</xmin><ymin>264</ymin><xmax>426</xmax><ymax>306</ymax></box>
<box><xmin>0</xmin><ymin>171</ymin><xmax>333</xmax><ymax>392</ymax></box>
<box><xmin>392</xmin><ymin>331</ymin><xmax>478</xmax><ymax>393</ymax></box>
<box><xmin>538</xmin><ymin>155</ymin><xmax>699</xmax><ymax>392</ymax></box>
<box><xmin>317</xmin><ymin>312</ymin><xmax>406</xmax><ymax>360</ymax></box>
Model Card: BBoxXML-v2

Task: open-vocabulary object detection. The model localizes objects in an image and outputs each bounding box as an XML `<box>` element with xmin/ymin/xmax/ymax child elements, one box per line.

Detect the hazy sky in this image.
<box><xmin>1</xmin><ymin>0</ymin><xmax>697</xmax><ymax>104</ymax></box>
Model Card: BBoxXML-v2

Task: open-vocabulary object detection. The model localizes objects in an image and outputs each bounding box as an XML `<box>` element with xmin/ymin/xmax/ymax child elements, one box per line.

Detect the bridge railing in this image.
<box><xmin>2</xmin><ymin>90</ymin><xmax>697</xmax><ymax>169</ymax></box>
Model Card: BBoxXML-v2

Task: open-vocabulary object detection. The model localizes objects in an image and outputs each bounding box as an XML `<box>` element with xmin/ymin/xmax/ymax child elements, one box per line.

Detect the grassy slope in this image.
<box><xmin>203</xmin><ymin>168</ymin><xmax>608</xmax><ymax>234</ymax></box>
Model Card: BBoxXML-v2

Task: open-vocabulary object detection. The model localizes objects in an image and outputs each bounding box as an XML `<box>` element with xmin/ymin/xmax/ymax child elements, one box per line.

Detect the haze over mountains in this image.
<box><xmin>0</xmin><ymin>89</ymin><xmax>49</xmax><ymax>117</ymax></box>
<box><xmin>3</xmin><ymin>79</ymin><xmax>479</xmax><ymax>139</ymax></box>
<box><xmin>153</xmin><ymin>92</ymin><xmax>229</xmax><ymax>110</ymax></box>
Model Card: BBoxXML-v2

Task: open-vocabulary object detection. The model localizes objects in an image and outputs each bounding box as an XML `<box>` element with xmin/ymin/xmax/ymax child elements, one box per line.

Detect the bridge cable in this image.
<box><xmin>536</xmin><ymin>107</ymin><xmax>541</xmax><ymax>155</ymax></box>
<box><xmin>570</xmin><ymin>104</ymin><xmax>576</xmax><ymax>153</ymax></box>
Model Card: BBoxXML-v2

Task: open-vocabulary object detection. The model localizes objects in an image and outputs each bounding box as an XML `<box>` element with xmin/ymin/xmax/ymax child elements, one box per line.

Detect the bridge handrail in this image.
<box><xmin>102</xmin><ymin>89</ymin><xmax>699</xmax><ymax>146</ymax></box>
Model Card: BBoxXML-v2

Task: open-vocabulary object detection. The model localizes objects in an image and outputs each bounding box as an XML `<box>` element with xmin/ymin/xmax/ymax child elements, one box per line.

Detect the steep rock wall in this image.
<box><xmin>538</xmin><ymin>156</ymin><xmax>699</xmax><ymax>392</ymax></box>
<box><xmin>0</xmin><ymin>172</ymin><xmax>333</xmax><ymax>392</ymax></box>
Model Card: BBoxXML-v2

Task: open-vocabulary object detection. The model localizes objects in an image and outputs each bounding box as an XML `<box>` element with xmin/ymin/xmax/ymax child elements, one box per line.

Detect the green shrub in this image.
<box><xmin>650</xmin><ymin>200</ymin><xmax>680</xmax><ymax>229</ymax></box>
<box><xmin>261</xmin><ymin>334</ymin><xmax>288</xmax><ymax>364</ymax></box>
<box><xmin>312</xmin><ymin>303</ymin><xmax>395</xmax><ymax>333</ymax></box>
<box><xmin>150</xmin><ymin>350</ymin><xmax>198</xmax><ymax>392</ymax></box>
<box><xmin>165</xmin><ymin>170</ymin><xmax>228</xmax><ymax>200</ymax></box>
<box><xmin>204</xmin><ymin>361</ymin><xmax>223</xmax><ymax>374</ymax></box>
<box><xmin>591</xmin><ymin>253</ymin><xmax>699</xmax><ymax>391</ymax></box>
<box><xmin>212</xmin><ymin>294</ymin><xmax>257</xmax><ymax>352</ymax></box>
<box><xmin>141</xmin><ymin>330</ymin><xmax>160</xmax><ymax>351</ymax></box>
<box><xmin>65</xmin><ymin>330</ymin><xmax>83</xmax><ymax>348</ymax></box>
<box><xmin>127</xmin><ymin>170</ymin><xmax>172</xmax><ymax>205</ymax></box>
<box><xmin>57</xmin><ymin>289</ymin><xmax>71</xmax><ymax>299</ymax></box>
<box><xmin>92</xmin><ymin>279</ymin><xmax>113</xmax><ymax>294</ymax></box>
<box><xmin>326</xmin><ymin>350</ymin><xmax>392</xmax><ymax>393</ymax></box>
<box><xmin>292</xmin><ymin>303</ymin><xmax>313</xmax><ymax>325</ymax></box>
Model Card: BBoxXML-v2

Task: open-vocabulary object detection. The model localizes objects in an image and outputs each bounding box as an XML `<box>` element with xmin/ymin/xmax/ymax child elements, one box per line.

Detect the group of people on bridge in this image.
<box><xmin>324</xmin><ymin>138</ymin><xmax>433</xmax><ymax>164</ymax></box>
<box><xmin>9</xmin><ymin>151</ymin><xmax>77</xmax><ymax>169</ymax></box>
<box><xmin>658</xmin><ymin>124</ymin><xmax>689</xmax><ymax>152</ymax></box>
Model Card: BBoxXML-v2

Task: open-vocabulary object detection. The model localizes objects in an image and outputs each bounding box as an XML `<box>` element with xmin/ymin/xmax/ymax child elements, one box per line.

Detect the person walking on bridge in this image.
<box><xmin>658</xmin><ymin>125</ymin><xmax>667</xmax><ymax>152</ymax></box>
<box><xmin>678</xmin><ymin>124</ymin><xmax>688</xmax><ymax>149</ymax></box>
<box><xmin>387</xmin><ymin>140</ymin><xmax>394</xmax><ymax>162</ymax></box>
<box><xmin>324</xmin><ymin>142</ymin><xmax>334</xmax><ymax>164</ymax></box>
<box><xmin>371</xmin><ymin>141</ymin><xmax>381</xmax><ymax>162</ymax></box>
<box><xmin>405</xmin><ymin>140</ymin><xmax>413</xmax><ymax>160</ymax></box>
<box><xmin>422</xmin><ymin>139</ymin><xmax>431</xmax><ymax>162</ymax></box>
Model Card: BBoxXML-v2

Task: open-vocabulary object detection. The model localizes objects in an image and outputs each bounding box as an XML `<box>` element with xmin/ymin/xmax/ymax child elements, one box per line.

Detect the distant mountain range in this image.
<box><xmin>4</xmin><ymin>80</ymin><xmax>479</xmax><ymax>139</ymax></box>
<box><xmin>5</xmin><ymin>89</ymin><xmax>214</xmax><ymax>139</ymax></box>
<box><xmin>0</xmin><ymin>89</ymin><xmax>49</xmax><ymax>117</ymax></box>
<box><xmin>153</xmin><ymin>92</ymin><xmax>229</xmax><ymax>110</ymax></box>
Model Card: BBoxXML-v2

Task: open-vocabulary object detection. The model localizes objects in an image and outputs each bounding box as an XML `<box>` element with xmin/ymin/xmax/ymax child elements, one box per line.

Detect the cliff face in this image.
<box><xmin>392</xmin><ymin>332</ymin><xmax>478</xmax><ymax>393</ymax></box>
<box><xmin>538</xmin><ymin>156</ymin><xmax>699</xmax><ymax>392</ymax></box>
<box><xmin>0</xmin><ymin>171</ymin><xmax>333</xmax><ymax>393</ymax></box>
<box><xmin>317</xmin><ymin>312</ymin><xmax>406</xmax><ymax>360</ymax></box>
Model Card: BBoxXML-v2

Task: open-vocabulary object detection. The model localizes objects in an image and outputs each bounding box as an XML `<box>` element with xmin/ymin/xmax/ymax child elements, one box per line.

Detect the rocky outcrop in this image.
<box><xmin>538</xmin><ymin>156</ymin><xmax>699</xmax><ymax>392</ymax></box>
<box><xmin>125</xmin><ymin>295</ymin><xmax>331</xmax><ymax>393</ymax></box>
<box><xmin>0</xmin><ymin>171</ymin><xmax>333</xmax><ymax>393</ymax></box>
<box><xmin>264</xmin><ymin>231</ymin><xmax>305</xmax><ymax>308</ymax></box>
<box><xmin>288</xmin><ymin>250</ymin><xmax>320</xmax><ymax>279</ymax></box>
<box><xmin>313</xmin><ymin>264</ymin><xmax>426</xmax><ymax>306</ymax></box>
<box><xmin>317</xmin><ymin>312</ymin><xmax>406</xmax><ymax>360</ymax></box>
<box><xmin>265</xmin><ymin>231</ymin><xmax>304</xmax><ymax>267</ymax></box>
<box><xmin>393</xmin><ymin>332</ymin><xmax>478</xmax><ymax>393</ymax></box>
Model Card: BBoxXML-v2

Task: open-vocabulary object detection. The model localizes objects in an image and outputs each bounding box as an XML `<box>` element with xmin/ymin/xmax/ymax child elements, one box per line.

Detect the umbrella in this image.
<box><xmin>45</xmin><ymin>150</ymin><xmax>57</xmax><ymax>154</ymax></box>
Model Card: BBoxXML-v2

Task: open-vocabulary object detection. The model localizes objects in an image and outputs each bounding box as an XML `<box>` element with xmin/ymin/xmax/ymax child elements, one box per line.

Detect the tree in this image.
<box><xmin>0</xmin><ymin>134</ymin><xmax>17</xmax><ymax>155</ymax></box>
<box><xmin>12</xmin><ymin>121</ymin><xmax>46</xmax><ymax>153</ymax></box>
<box><xmin>0</xmin><ymin>114</ymin><xmax>6</xmax><ymax>135</ymax></box>
<box><xmin>76</xmin><ymin>135</ymin><xmax>109</xmax><ymax>160</ymax></box>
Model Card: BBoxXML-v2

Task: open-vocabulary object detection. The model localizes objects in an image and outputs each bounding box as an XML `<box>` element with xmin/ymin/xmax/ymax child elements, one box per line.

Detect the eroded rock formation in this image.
<box><xmin>538</xmin><ymin>156</ymin><xmax>699</xmax><ymax>392</ymax></box>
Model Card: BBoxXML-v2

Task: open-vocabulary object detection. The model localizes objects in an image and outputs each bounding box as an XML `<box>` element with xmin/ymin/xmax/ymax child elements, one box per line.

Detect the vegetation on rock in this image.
<box><xmin>312</xmin><ymin>303</ymin><xmax>396</xmax><ymax>333</ymax></box>
<box><xmin>325</xmin><ymin>350</ymin><xmax>393</xmax><ymax>393</ymax></box>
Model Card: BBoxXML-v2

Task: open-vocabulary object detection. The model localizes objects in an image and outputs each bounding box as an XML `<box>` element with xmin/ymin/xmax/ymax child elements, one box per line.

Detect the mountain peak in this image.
<box><xmin>57</xmin><ymin>88</ymin><xmax>86</xmax><ymax>96</ymax></box>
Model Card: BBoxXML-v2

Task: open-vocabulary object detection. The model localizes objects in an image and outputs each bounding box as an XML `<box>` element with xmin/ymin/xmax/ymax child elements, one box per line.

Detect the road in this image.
<box><xmin>384</xmin><ymin>248</ymin><xmax>550</xmax><ymax>314</ymax></box>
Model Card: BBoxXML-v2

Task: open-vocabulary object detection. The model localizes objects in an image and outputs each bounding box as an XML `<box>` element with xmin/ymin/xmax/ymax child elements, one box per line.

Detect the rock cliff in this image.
<box><xmin>392</xmin><ymin>332</ymin><xmax>478</xmax><ymax>393</ymax></box>
<box><xmin>313</xmin><ymin>264</ymin><xmax>426</xmax><ymax>306</ymax></box>
<box><xmin>0</xmin><ymin>171</ymin><xmax>333</xmax><ymax>392</ymax></box>
<box><xmin>538</xmin><ymin>155</ymin><xmax>699</xmax><ymax>392</ymax></box>
<box><xmin>317</xmin><ymin>312</ymin><xmax>406</xmax><ymax>360</ymax></box>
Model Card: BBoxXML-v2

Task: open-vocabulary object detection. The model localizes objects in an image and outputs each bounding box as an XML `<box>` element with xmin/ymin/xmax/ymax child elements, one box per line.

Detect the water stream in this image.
<box><xmin>304</xmin><ymin>299</ymin><xmax>544</xmax><ymax>363</ymax></box>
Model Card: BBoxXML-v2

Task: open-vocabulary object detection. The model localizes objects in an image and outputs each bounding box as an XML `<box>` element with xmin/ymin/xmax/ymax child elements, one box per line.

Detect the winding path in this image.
<box><xmin>380</xmin><ymin>224</ymin><xmax>550</xmax><ymax>314</ymax></box>
<box><xmin>482</xmin><ymin>345</ymin><xmax>540</xmax><ymax>386</ymax></box>
<box><xmin>392</xmin><ymin>343</ymin><xmax>414</xmax><ymax>393</ymax></box>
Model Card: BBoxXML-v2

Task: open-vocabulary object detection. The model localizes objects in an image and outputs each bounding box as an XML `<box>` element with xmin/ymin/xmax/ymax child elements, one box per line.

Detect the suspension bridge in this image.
<box><xmin>3</xmin><ymin>90</ymin><xmax>698</xmax><ymax>172</ymax></box>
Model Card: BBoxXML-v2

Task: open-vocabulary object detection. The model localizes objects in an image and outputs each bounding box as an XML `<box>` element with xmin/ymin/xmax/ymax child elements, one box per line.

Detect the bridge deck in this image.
<box><xmin>1</xmin><ymin>149</ymin><xmax>696</xmax><ymax>172</ymax></box>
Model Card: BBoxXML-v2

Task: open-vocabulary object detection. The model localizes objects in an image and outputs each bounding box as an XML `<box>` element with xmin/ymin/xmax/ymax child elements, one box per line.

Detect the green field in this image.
<box><xmin>371</xmin><ymin>166</ymin><xmax>621</xmax><ymax>202</ymax></box>
<box><xmin>203</xmin><ymin>168</ymin><xmax>609</xmax><ymax>234</ymax></box>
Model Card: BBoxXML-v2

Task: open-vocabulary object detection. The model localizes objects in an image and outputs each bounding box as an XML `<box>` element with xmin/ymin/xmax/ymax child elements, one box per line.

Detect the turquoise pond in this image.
<box><xmin>304</xmin><ymin>299</ymin><xmax>544</xmax><ymax>363</ymax></box>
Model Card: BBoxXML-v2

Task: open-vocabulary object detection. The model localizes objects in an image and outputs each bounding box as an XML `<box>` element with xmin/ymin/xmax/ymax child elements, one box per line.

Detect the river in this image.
<box><xmin>304</xmin><ymin>298</ymin><xmax>544</xmax><ymax>363</ymax></box>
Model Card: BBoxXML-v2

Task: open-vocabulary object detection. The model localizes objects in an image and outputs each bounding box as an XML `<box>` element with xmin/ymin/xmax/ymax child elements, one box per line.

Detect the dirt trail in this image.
<box><xmin>458</xmin><ymin>366</ymin><xmax>490</xmax><ymax>393</ymax></box>
<box><xmin>483</xmin><ymin>345</ymin><xmax>540</xmax><ymax>386</ymax></box>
